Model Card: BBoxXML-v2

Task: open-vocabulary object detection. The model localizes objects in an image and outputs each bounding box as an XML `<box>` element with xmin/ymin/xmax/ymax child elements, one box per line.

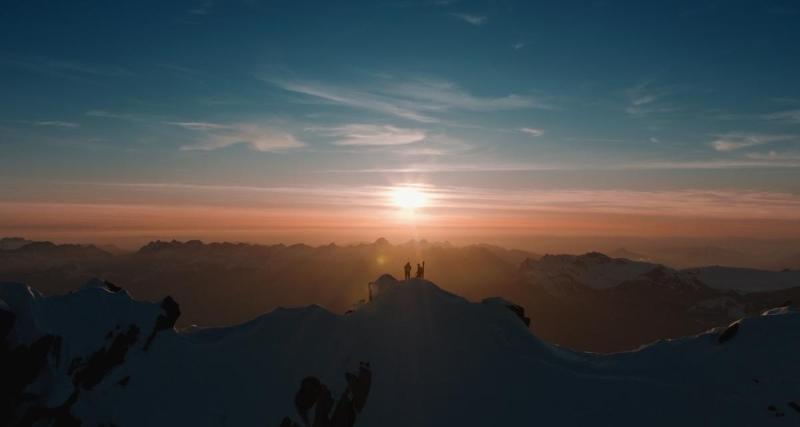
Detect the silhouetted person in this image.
<box><xmin>420</xmin><ymin>261</ymin><xmax>425</xmax><ymax>279</ymax></box>
<box><xmin>403</xmin><ymin>262</ymin><xmax>411</xmax><ymax>280</ymax></box>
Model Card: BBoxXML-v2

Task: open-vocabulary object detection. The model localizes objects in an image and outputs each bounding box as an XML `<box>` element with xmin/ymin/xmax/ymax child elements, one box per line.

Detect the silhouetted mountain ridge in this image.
<box><xmin>2</xmin><ymin>276</ymin><xmax>799</xmax><ymax>426</ymax></box>
<box><xmin>2</xmin><ymin>238</ymin><xmax>799</xmax><ymax>352</ymax></box>
<box><xmin>514</xmin><ymin>251</ymin><xmax>800</xmax><ymax>351</ymax></box>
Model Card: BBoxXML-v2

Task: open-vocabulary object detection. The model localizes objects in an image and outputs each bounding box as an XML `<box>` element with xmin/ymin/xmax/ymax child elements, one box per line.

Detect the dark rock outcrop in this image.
<box><xmin>282</xmin><ymin>362</ymin><xmax>372</xmax><ymax>427</ymax></box>
<box><xmin>144</xmin><ymin>296</ymin><xmax>181</xmax><ymax>351</ymax></box>
<box><xmin>0</xmin><ymin>303</ymin><xmax>14</xmax><ymax>342</ymax></box>
<box><xmin>295</xmin><ymin>376</ymin><xmax>323</xmax><ymax>424</ymax></box>
<box><xmin>73</xmin><ymin>324</ymin><xmax>140</xmax><ymax>390</ymax></box>
<box><xmin>1</xmin><ymin>332</ymin><xmax>64</xmax><ymax>426</ymax></box>
<box><xmin>103</xmin><ymin>280</ymin><xmax>123</xmax><ymax>293</ymax></box>
<box><xmin>504</xmin><ymin>303</ymin><xmax>531</xmax><ymax>327</ymax></box>
<box><xmin>313</xmin><ymin>384</ymin><xmax>334</xmax><ymax>427</ymax></box>
<box><xmin>280</xmin><ymin>417</ymin><xmax>301</xmax><ymax>427</ymax></box>
<box><xmin>16</xmin><ymin>389</ymin><xmax>82</xmax><ymax>427</ymax></box>
<box><xmin>346</xmin><ymin>362</ymin><xmax>371</xmax><ymax>414</ymax></box>
<box><xmin>718</xmin><ymin>321</ymin><xmax>740</xmax><ymax>344</ymax></box>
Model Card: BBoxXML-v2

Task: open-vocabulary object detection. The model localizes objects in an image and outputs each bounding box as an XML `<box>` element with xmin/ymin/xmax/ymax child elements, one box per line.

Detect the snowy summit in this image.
<box><xmin>2</xmin><ymin>275</ymin><xmax>799</xmax><ymax>426</ymax></box>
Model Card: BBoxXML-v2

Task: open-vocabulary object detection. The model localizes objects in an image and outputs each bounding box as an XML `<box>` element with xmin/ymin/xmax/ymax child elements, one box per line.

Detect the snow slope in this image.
<box><xmin>521</xmin><ymin>252</ymin><xmax>800</xmax><ymax>293</ymax></box>
<box><xmin>683</xmin><ymin>266</ymin><xmax>800</xmax><ymax>292</ymax></box>
<box><xmin>520</xmin><ymin>252</ymin><xmax>661</xmax><ymax>293</ymax></box>
<box><xmin>2</xmin><ymin>276</ymin><xmax>799</xmax><ymax>426</ymax></box>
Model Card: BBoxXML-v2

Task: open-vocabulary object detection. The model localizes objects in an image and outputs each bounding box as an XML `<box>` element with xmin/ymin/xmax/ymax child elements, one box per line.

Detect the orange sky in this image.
<box><xmin>3</xmin><ymin>184</ymin><xmax>799</xmax><ymax>247</ymax></box>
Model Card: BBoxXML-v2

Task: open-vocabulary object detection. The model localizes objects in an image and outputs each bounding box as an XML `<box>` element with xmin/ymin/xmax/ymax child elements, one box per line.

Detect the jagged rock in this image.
<box><xmin>313</xmin><ymin>384</ymin><xmax>334</xmax><ymax>427</ymax></box>
<box><xmin>504</xmin><ymin>303</ymin><xmax>531</xmax><ymax>327</ymax></box>
<box><xmin>718</xmin><ymin>321</ymin><xmax>740</xmax><ymax>344</ymax></box>
<box><xmin>280</xmin><ymin>417</ymin><xmax>301</xmax><ymax>427</ymax></box>
<box><xmin>295</xmin><ymin>376</ymin><xmax>322</xmax><ymax>424</ymax></box>
<box><xmin>103</xmin><ymin>280</ymin><xmax>123</xmax><ymax>293</ymax></box>
<box><xmin>283</xmin><ymin>363</ymin><xmax>372</xmax><ymax>427</ymax></box>
<box><xmin>67</xmin><ymin>357</ymin><xmax>82</xmax><ymax>375</ymax></box>
<box><xmin>0</xmin><ymin>301</ymin><xmax>14</xmax><ymax>342</ymax></box>
<box><xmin>73</xmin><ymin>324</ymin><xmax>139</xmax><ymax>390</ymax></box>
<box><xmin>17</xmin><ymin>389</ymin><xmax>81</xmax><ymax>427</ymax></box>
<box><xmin>482</xmin><ymin>298</ymin><xmax>531</xmax><ymax>327</ymax></box>
<box><xmin>144</xmin><ymin>296</ymin><xmax>180</xmax><ymax>351</ymax></box>
<box><xmin>2</xmin><ymin>335</ymin><xmax>59</xmax><ymax>391</ymax></box>
<box><xmin>50</xmin><ymin>335</ymin><xmax>63</xmax><ymax>368</ymax></box>
<box><xmin>329</xmin><ymin>392</ymin><xmax>356</xmax><ymax>427</ymax></box>
<box><xmin>1</xmin><ymin>334</ymin><xmax>63</xmax><ymax>426</ymax></box>
<box><xmin>346</xmin><ymin>362</ymin><xmax>372</xmax><ymax>414</ymax></box>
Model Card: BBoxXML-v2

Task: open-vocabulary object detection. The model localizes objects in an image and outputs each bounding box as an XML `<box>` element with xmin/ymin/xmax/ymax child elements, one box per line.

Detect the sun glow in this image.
<box><xmin>390</xmin><ymin>186</ymin><xmax>428</xmax><ymax>211</ymax></box>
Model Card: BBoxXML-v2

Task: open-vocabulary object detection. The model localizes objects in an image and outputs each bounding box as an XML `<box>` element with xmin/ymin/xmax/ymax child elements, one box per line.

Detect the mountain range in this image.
<box><xmin>1</xmin><ymin>237</ymin><xmax>798</xmax><ymax>352</ymax></box>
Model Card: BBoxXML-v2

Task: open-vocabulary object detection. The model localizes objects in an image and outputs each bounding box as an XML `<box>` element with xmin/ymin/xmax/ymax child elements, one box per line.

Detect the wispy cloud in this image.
<box><xmin>392</xmin><ymin>133</ymin><xmax>472</xmax><ymax>156</ymax></box>
<box><xmin>745</xmin><ymin>150</ymin><xmax>800</xmax><ymax>161</ymax></box>
<box><xmin>273</xmin><ymin>80</ymin><xmax>438</xmax><ymax>123</ymax></box>
<box><xmin>60</xmin><ymin>182</ymin><xmax>800</xmax><ymax>221</ymax></box>
<box><xmin>512</xmin><ymin>42</ymin><xmax>526</xmax><ymax>50</ymax></box>
<box><xmin>167</xmin><ymin>121</ymin><xmax>226</xmax><ymax>131</ymax></box>
<box><xmin>158</xmin><ymin>63</ymin><xmax>208</xmax><ymax>83</ymax></box>
<box><xmin>710</xmin><ymin>132</ymin><xmax>795</xmax><ymax>152</ymax></box>
<box><xmin>428</xmin><ymin>188</ymin><xmax>800</xmax><ymax>220</ymax></box>
<box><xmin>762</xmin><ymin>109</ymin><xmax>800</xmax><ymax>124</ymax></box>
<box><xmin>85</xmin><ymin>110</ymin><xmax>142</xmax><ymax>121</ymax></box>
<box><xmin>169</xmin><ymin>121</ymin><xmax>305</xmax><ymax>152</ymax></box>
<box><xmin>312</xmin><ymin>124</ymin><xmax>426</xmax><ymax>146</ymax></box>
<box><xmin>385</xmin><ymin>79</ymin><xmax>547</xmax><ymax>111</ymax></box>
<box><xmin>31</xmin><ymin>121</ymin><xmax>79</xmax><ymax>128</ymax></box>
<box><xmin>452</xmin><ymin>13</ymin><xmax>487</xmax><ymax>26</ymax></box>
<box><xmin>628</xmin><ymin>158</ymin><xmax>800</xmax><ymax>170</ymax></box>
<box><xmin>321</xmin><ymin>156</ymin><xmax>800</xmax><ymax>174</ymax></box>
<box><xmin>189</xmin><ymin>1</ymin><xmax>212</xmax><ymax>15</ymax></box>
<box><xmin>624</xmin><ymin>82</ymin><xmax>675</xmax><ymax>116</ymax></box>
<box><xmin>1</xmin><ymin>55</ymin><xmax>133</xmax><ymax>79</ymax></box>
<box><xmin>267</xmin><ymin>77</ymin><xmax>547</xmax><ymax>123</ymax></box>
<box><xmin>519</xmin><ymin>127</ymin><xmax>544</xmax><ymax>137</ymax></box>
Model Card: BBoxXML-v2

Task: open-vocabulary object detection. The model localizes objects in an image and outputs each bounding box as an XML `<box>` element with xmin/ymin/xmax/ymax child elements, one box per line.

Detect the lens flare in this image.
<box><xmin>390</xmin><ymin>186</ymin><xmax>428</xmax><ymax>211</ymax></box>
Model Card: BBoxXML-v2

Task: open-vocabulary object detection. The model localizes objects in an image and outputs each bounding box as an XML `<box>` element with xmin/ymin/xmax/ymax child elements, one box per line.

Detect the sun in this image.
<box><xmin>390</xmin><ymin>186</ymin><xmax>428</xmax><ymax>211</ymax></box>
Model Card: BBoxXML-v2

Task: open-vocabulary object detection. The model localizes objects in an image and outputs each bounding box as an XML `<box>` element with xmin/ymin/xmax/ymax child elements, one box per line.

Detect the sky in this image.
<box><xmin>1</xmin><ymin>0</ymin><xmax>800</xmax><ymax>246</ymax></box>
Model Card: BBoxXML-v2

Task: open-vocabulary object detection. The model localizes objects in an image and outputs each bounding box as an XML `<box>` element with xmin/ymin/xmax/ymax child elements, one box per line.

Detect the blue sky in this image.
<box><xmin>1</xmin><ymin>0</ymin><xmax>800</xmax><ymax>242</ymax></box>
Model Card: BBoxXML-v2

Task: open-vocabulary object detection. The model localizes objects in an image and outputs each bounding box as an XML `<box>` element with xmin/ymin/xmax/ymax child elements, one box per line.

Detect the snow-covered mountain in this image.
<box><xmin>519</xmin><ymin>252</ymin><xmax>661</xmax><ymax>294</ymax></box>
<box><xmin>3</xmin><ymin>275</ymin><xmax>799</xmax><ymax>426</ymax></box>
<box><xmin>520</xmin><ymin>252</ymin><xmax>799</xmax><ymax>294</ymax></box>
<box><xmin>683</xmin><ymin>266</ymin><xmax>800</xmax><ymax>293</ymax></box>
<box><xmin>514</xmin><ymin>252</ymin><xmax>800</xmax><ymax>351</ymax></box>
<box><xmin>0</xmin><ymin>238</ymin><xmax>533</xmax><ymax>328</ymax></box>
